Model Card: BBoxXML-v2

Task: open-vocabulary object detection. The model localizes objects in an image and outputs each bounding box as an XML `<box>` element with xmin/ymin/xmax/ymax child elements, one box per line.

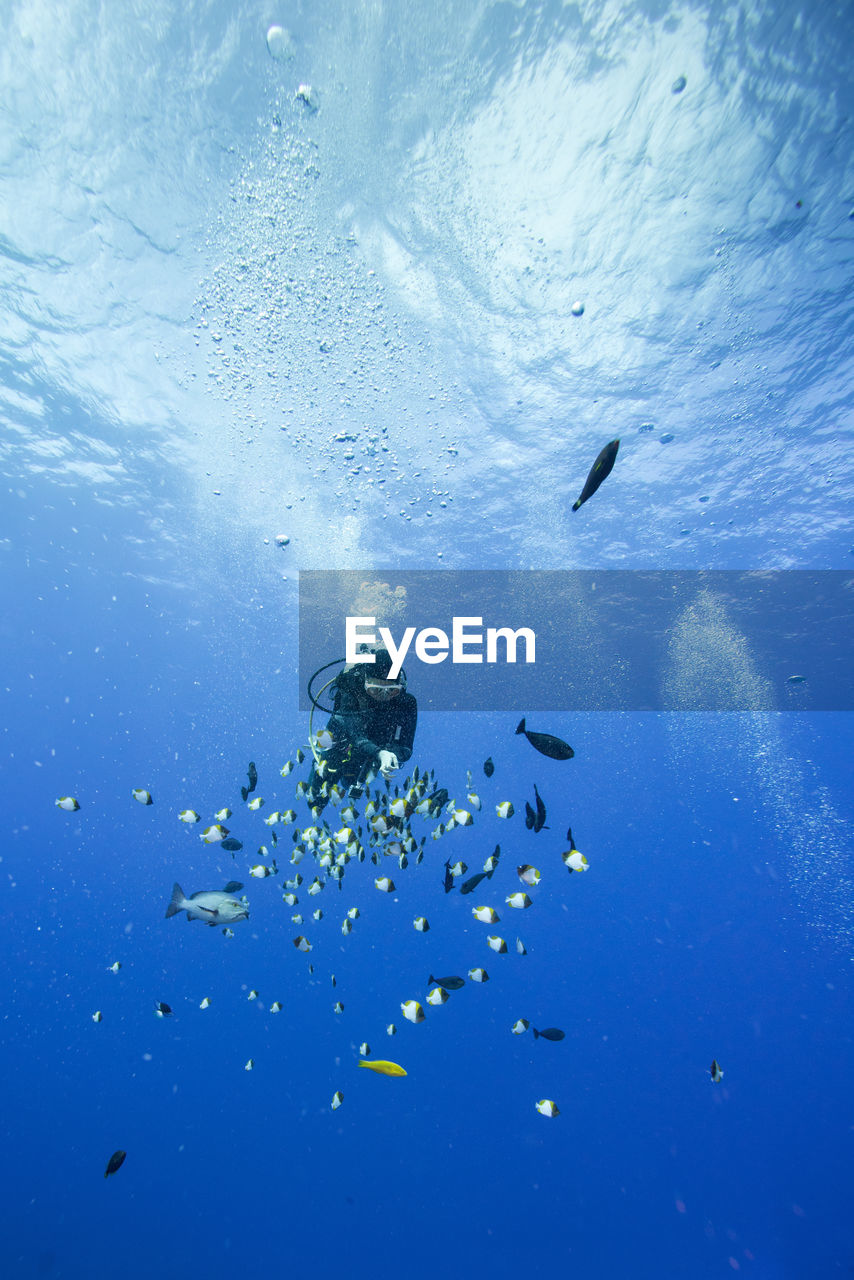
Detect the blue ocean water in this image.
<box><xmin>2</xmin><ymin>2</ymin><xmax>853</xmax><ymax>1277</ymax></box>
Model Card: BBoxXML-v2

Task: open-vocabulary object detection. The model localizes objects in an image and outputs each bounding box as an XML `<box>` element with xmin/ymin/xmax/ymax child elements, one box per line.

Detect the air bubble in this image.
<box><xmin>266</xmin><ymin>25</ymin><xmax>294</xmax><ymax>62</ymax></box>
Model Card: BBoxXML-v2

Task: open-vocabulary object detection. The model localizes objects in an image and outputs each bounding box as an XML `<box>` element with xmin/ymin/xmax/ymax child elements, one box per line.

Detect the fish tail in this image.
<box><xmin>515</xmin><ymin>718</ymin><xmax>526</xmax><ymax>735</ymax></box>
<box><xmin>532</xmin><ymin>1026</ymin><xmax>540</xmax><ymax>1039</ymax></box>
<box><xmin>165</xmin><ymin>882</ymin><xmax>185</xmax><ymax>918</ymax></box>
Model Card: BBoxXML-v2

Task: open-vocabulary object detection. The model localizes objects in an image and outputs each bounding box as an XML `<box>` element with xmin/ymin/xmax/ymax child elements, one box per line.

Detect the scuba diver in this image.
<box><xmin>306</xmin><ymin>645</ymin><xmax>417</xmax><ymax>811</ymax></box>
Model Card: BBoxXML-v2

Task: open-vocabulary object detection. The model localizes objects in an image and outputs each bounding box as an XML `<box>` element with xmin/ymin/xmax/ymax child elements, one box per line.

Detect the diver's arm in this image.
<box><xmin>389</xmin><ymin>694</ymin><xmax>417</xmax><ymax>765</ymax></box>
<box><xmin>327</xmin><ymin>713</ymin><xmax>382</xmax><ymax>761</ymax></box>
<box><xmin>327</xmin><ymin>683</ymin><xmax>383</xmax><ymax>761</ymax></box>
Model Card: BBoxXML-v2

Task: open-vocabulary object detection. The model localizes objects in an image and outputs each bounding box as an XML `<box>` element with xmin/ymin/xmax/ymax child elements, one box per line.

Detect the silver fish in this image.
<box><xmin>164</xmin><ymin>882</ymin><xmax>249</xmax><ymax>927</ymax></box>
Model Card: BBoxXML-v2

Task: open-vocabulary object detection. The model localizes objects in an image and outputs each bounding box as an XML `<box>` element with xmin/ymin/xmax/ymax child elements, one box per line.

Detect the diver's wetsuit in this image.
<box><xmin>307</xmin><ymin>667</ymin><xmax>417</xmax><ymax>806</ymax></box>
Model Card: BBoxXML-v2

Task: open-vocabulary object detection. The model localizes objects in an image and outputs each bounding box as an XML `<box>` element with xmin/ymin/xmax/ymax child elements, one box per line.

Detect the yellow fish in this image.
<box><xmin>358</xmin><ymin>1059</ymin><xmax>408</xmax><ymax>1077</ymax></box>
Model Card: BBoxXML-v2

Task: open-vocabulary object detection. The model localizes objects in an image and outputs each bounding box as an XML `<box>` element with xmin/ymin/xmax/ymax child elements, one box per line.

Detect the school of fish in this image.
<box><xmin>64</xmin><ymin>720</ymin><xmax>721</xmax><ymax>1173</ymax></box>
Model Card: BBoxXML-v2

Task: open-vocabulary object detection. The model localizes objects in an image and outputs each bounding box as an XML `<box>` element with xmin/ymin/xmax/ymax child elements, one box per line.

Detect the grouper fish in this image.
<box><xmin>165</xmin><ymin>882</ymin><xmax>249</xmax><ymax>927</ymax></box>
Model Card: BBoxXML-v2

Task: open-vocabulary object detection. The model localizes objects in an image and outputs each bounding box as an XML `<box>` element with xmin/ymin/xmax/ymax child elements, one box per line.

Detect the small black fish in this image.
<box><xmin>533</xmin><ymin>784</ymin><xmax>547</xmax><ymax>832</ymax></box>
<box><xmin>429</xmin><ymin>787</ymin><xmax>449</xmax><ymax>816</ymax></box>
<box><xmin>104</xmin><ymin>1150</ymin><xmax>127</xmax><ymax>1179</ymax></box>
<box><xmin>460</xmin><ymin>871</ymin><xmax>490</xmax><ymax>895</ymax></box>
<box><xmin>525</xmin><ymin>802</ymin><xmax>536</xmax><ymax>830</ymax></box>
<box><xmin>532</xmin><ymin>1027</ymin><xmax>565</xmax><ymax>1042</ymax></box>
<box><xmin>483</xmin><ymin>757</ymin><xmax>495</xmax><ymax>778</ymax></box>
<box><xmin>516</xmin><ymin>718</ymin><xmax>574</xmax><ymax>760</ymax></box>
<box><xmin>710</xmin><ymin>1058</ymin><xmax>723</xmax><ymax>1083</ymax></box>
<box><xmin>566</xmin><ymin>825</ymin><xmax>576</xmax><ymax>849</ymax></box>
<box><xmin>154</xmin><ymin>1001</ymin><xmax>172</xmax><ymax>1017</ymax></box>
<box><xmin>221</xmin><ymin>839</ymin><xmax>243</xmax><ymax>853</ymax></box>
<box><xmin>223</xmin><ymin>881</ymin><xmax>244</xmax><ymax>894</ymax></box>
<box><xmin>572</xmin><ymin>438</ymin><xmax>619</xmax><ymax>512</ymax></box>
<box><xmin>429</xmin><ymin>974</ymin><xmax>465</xmax><ymax>991</ymax></box>
<box><xmin>246</xmin><ymin>761</ymin><xmax>258</xmax><ymax>794</ymax></box>
<box><xmin>442</xmin><ymin>860</ymin><xmax>454</xmax><ymax>894</ymax></box>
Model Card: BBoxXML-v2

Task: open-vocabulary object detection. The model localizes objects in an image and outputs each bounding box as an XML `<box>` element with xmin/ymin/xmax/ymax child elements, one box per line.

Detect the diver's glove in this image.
<box><xmin>377</xmin><ymin>749</ymin><xmax>399</xmax><ymax>780</ymax></box>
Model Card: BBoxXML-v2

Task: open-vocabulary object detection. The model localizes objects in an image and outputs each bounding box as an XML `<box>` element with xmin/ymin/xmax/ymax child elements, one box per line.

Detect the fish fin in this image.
<box><xmin>165</xmin><ymin>883</ymin><xmax>185</xmax><ymax>918</ymax></box>
<box><xmin>515</xmin><ymin>718</ymin><xmax>526</xmax><ymax>734</ymax></box>
<box><xmin>571</xmin><ymin>499</ymin><xmax>581</xmax><ymax>512</ymax></box>
<box><xmin>532</xmin><ymin>1027</ymin><xmax>540</xmax><ymax>1039</ymax></box>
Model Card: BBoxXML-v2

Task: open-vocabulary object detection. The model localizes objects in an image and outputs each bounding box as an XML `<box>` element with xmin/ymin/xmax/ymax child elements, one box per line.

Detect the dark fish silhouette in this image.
<box><xmin>223</xmin><ymin>881</ymin><xmax>244</xmax><ymax>894</ymax></box>
<box><xmin>460</xmin><ymin>870</ymin><xmax>492</xmax><ymax>895</ymax></box>
<box><xmin>154</xmin><ymin>1001</ymin><xmax>172</xmax><ymax>1017</ymax></box>
<box><xmin>429</xmin><ymin>975</ymin><xmax>465</xmax><ymax>991</ymax></box>
<box><xmin>428</xmin><ymin>787</ymin><xmax>449</xmax><ymax>818</ymax></box>
<box><xmin>533</xmin><ymin>784</ymin><xmax>547</xmax><ymax>832</ymax></box>
<box><xmin>104</xmin><ymin>1150</ymin><xmax>127</xmax><ymax>1179</ymax></box>
<box><xmin>572</xmin><ymin>438</ymin><xmax>619</xmax><ymax>511</ymax></box>
<box><xmin>532</xmin><ymin>1027</ymin><xmax>565</xmax><ymax>1042</ymax></box>
<box><xmin>483</xmin><ymin>757</ymin><xmax>495</xmax><ymax>778</ymax></box>
<box><xmin>442</xmin><ymin>860</ymin><xmax>454</xmax><ymax>894</ymax></box>
<box><xmin>710</xmin><ymin>1058</ymin><xmax>723</xmax><ymax>1083</ymax></box>
<box><xmin>240</xmin><ymin>761</ymin><xmax>258</xmax><ymax>802</ymax></box>
<box><xmin>516</xmin><ymin>719</ymin><xmax>574</xmax><ymax>760</ymax></box>
<box><xmin>525</xmin><ymin>801</ymin><xmax>536</xmax><ymax>830</ymax></box>
<box><xmin>221</xmin><ymin>838</ymin><xmax>243</xmax><ymax>853</ymax></box>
